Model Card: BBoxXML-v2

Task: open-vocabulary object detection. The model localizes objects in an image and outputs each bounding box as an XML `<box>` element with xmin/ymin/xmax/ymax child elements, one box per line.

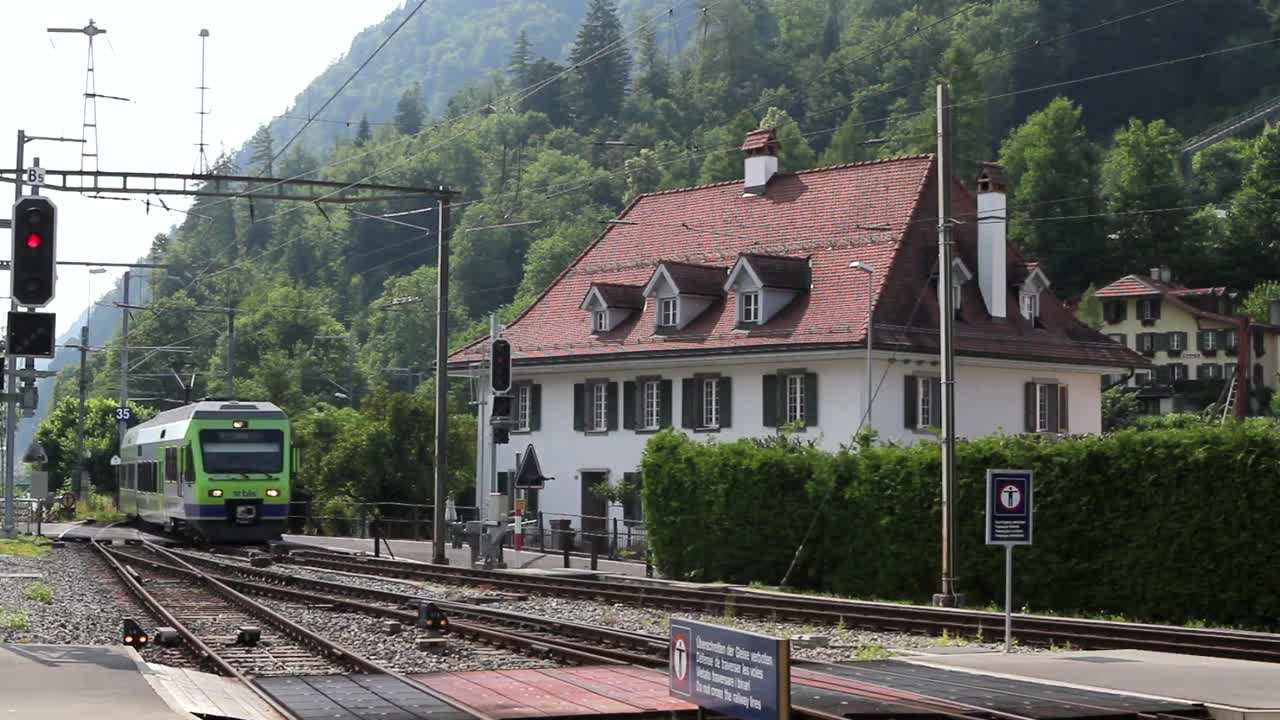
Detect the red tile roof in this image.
<box><xmin>1096</xmin><ymin>274</ymin><xmax>1236</xmax><ymax>324</ymax></box>
<box><xmin>450</xmin><ymin>156</ymin><xmax>1145</xmax><ymax>370</ymax></box>
<box><xmin>1095</xmin><ymin>275</ymin><xmax>1166</xmax><ymax>298</ymax></box>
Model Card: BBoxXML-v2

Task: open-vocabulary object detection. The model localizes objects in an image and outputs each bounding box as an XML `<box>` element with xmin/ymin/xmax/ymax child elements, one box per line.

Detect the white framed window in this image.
<box><xmin>642</xmin><ymin>380</ymin><xmax>661</xmax><ymax>430</ymax></box>
<box><xmin>1203</xmin><ymin>331</ymin><xmax>1217</xmax><ymax>351</ymax></box>
<box><xmin>785</xmin><ymin>374</ymin><xmax>805</xmax><ymax>424</ymax></box>
<box><xmin>516</xmin><ymin>384</ymin><xmax>531</xmax><ymax>431</ymax></box>
<box><xmin>1172</xmin><ymin>364</ymin><xmax>1188</xmax><ymax>381</ymax></box>
<box><xmin>1036</xmin><ymin>383</ymin><xmax>1051</xmax><ymax>432</ymax></box>
<box><xmin>1140</xmin><ymin>299</ymin><xmax>1158</xmax><ymax>320</ymax></box>
<box><xmin>1020</xmin><ymin>292</ymin><xmax>1039</xmax><ymax>320</ymax></box>
<box><xmin>1138</xmin><ymin>334</ymin><xmax>1155</xmax><ymax>352</ymax></box>
<box><xmin>659</xmin><ymin>297</ymin><xmax>678</xmax><ymax>327</ymax></box>
<box><xmin>702</xmin><ymin>378</ymin><xmax>720</xmax><ymax>428</ymax></box>
<box><xmin>952</xmin><ymin>282</ymin><xmax>962</xmax><ymax>310</ymax></box>
<box><xmin>1225</xmin><ymin>330</ymin><xmax>1238</xmax><ymax>349</ymax></box>
<box><xmin>593</xmin><ymin>310</ymin><xmax>608</xmax><ymax>332</ymax></box>
<box><xmin>740</xmin><ymin>292</ymin><xmax>761</xmax><ymax>324</ymax></box>
<box><xmin>917</xmin><ymin>376</ymin><xmax>932</xmax><ymax>430</ymax></box>
<box><xmin>1169</xmin><ymin>332</ymin><xmax>1184</xmax><ymax>351</ymax></box>
<box><xmin>591</xmin><ymin>382</ymin><xmax>608</xmax><ymax>431</ymax></box>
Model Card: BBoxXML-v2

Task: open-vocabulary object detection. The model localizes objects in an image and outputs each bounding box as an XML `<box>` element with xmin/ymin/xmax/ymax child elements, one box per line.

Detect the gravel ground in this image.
<box><xmin>257</xmin><ymin>597</ymin><xmax>559</xmax><ymax>674</ymax></box>
<box><xmin>194</xmin><ymin>552</ymin><xmax>1033</xmax><ymax>661</ymax></box>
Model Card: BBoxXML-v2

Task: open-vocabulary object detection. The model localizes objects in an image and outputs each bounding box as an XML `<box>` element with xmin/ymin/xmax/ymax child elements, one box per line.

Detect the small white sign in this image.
<box><xmin>24</xmin><ymin>167</ymin><xmax>46</xmax><ymax>187</ymax></box>
<box><xmin>110</xmin><ymin>455</ymin><xmax>122</xmax><ymax>466</ymax></box>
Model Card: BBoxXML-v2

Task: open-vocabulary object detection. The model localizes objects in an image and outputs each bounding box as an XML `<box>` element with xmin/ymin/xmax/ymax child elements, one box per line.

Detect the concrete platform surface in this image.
<box><xmin>905</xmin><ymin>649</ymin><xmax>1280</xmax><ymax>720</ymax></box>
<box><xmin>146</xmin><ymin>664</ymin><xmax>284</xmax><ymax>720</ymax></box>
<box><xmin>0</xmin><ymin>644</ymin><xmax>190</xmax><ymax>719</ymax></box>
<box><xmin>43</xmin><ymin>521</ymin><xmax>179</xmax><ymax>545</ymax></box>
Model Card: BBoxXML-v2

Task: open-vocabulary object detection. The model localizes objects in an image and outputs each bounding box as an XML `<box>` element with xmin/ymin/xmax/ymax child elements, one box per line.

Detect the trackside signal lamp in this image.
<box><xmin>490</xmin><ymin>338</ymin><xmax>512</xmax><ymax>394</ymax></box>
<box><xmin>11</xmin><ymin>197</ymin><xmax>57</xmax><ymax>307</ymax></box>
<box><xmin>123</xmin><ymin>618</ymin><xmax>148</xmax><ymax>648</ymax></box>
<box><xmin>418</xmin><ymin>602</ymin><xmax>449</xmax><ymax>636</ymax></box>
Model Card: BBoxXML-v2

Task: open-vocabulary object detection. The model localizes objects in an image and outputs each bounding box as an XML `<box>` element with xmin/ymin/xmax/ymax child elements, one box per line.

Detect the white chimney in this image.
<box><xmin>976</xmin><ymin>163</ymin><xmax>1007</xmax><ymax>319</ymax></box>
<box><xmin>742</xmin><ymin>128</ymin><xmax>779</xmax><ymax>196</ymax></box>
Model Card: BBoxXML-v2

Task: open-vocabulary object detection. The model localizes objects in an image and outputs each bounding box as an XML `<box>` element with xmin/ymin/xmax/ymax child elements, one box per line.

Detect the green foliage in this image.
<box><xmin>395</xmin><ymin>83</ymin><xmax>425</xmax><ymax>136</ymax></box>
<box><xmin>75</xmin><ymin>493</ymin><xmax>125</xmax><ymax>524</ymax></box>
<box><xmin>570</xmin><ymin>0</ymin><xmax>631</xmax><ymax>124</ymax></box>
<box><xmin>23</xmin><ymin>582</ymin><xmax>53</xmax><ymax>605</ymax></box>
<box><xmin>1101</xmin><ymin>118</ymin><xmax>1194</xmax><ymax>277</ymax></box>
<box><xmin>1101</xmin><ymin>386</ymin><xmax>1139</xmax><ymax>432</ymax></box>
<box><xmin>2</xmin><ymin>608</ymin><xmax>30</xmax><ymax>631</ymax></box>
<box><xmin>35</xmin><ymin>397</ymin><xmax>155</xmax><ymax>495</ymax></box>
<box><xmin>1244</xmin><ymin>280</ymin><xmax>1280</xmax><ymax>323</ymax></box>
<box><xmin>642</xmin><ymin>423</ymin><xmax>1280</xmax><ymax>628</ymax></box>
<box><xmin>0</xmin><ymin>537</ymin><xmax>50</xmax><ymax>558</ymax></box>
<box><xmin>1225</xmin><ymin>127</ymin><xmax>1280</xmax><ymax>290</ymax></box>
<box><xmin>1075</xmin><ymin>284</ymin><xmax>1103</xmax><ymax>329</ymax></box>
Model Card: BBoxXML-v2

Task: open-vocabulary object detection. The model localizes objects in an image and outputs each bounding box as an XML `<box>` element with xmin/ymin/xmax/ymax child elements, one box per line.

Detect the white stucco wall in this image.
<box><xmin>480</xmin><ymin>352</ymin><xmax>1108</xmax><ymax>532</ymax></box>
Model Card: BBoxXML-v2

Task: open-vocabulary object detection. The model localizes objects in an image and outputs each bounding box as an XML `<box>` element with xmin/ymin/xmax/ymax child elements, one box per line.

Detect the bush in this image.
<box><xmin>641</xmin><ymin>421</ymin><xmax>1280</xmax><ymax>628</ymax></box>
<box><xmin>23</xmin><ymin>582</ymin><xmax>53</xmax><ymax>605</ymax></box>
<box><xmin>75</xmin><ymin>493</ymin><xmax>125</xmax><ymax>524</ymax></box>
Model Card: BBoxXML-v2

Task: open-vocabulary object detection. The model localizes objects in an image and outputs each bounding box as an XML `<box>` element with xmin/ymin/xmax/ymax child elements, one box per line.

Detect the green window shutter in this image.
<box><xmin>1046</xmin><ymin>383</ymin><xmax>1060</xmax><ymax>432</ymax></box>
<box><xmin>762</xmin><ymin>374</ymin><xmax>779</xmax><ymax>427</ymax></box>
<box><xmin>929</xmin><ymin>377</ymin><xmax>942</xmax><ymax>428</ymax></box>
<box><xmin>718</xmin><ymin>377</ymin><xmax>733</xmax><ymax>428</ymax></box>
<box><xmin>681</xmin><ymin>379</ymin><xmax>696</xmax><ymax>429</ymax></box>
<box><xmin>1151</xmin><ymin>299</ymin><xmax>1161</xmax><ymax>319</ymax></box>
<box><xmin>1118</xmin><ymin>302</ymin><xmax>1128</xmax><ymax>321</ymax></box>
<box><xmin>607</xmin><ymin>382</ymin><xmax>619</xmax><ymax>431</ymax></box>
<box><xmin>1058</xmin><ymin>385</ymin><xmax>1070</xmax><ymax>432</ymax></box>
<box><xmin>903</xmin><ymin>375</ymin><xmax>917</xmax><ymax>428</ymax></box>
<box><xmin>1024</xmin><ymin>382</ymin><xmax>1037</xmax><ymax>432</ymax></box>
<box><xmin>1154</xmin><ymin>333</ymin><xmax>1168</xmax><ymax>351</ymax></box>
<box><xmin>623</xmin><ymin>381</ymin><xmax>637</xmax><ymax>430</ymax></box>
<box><xmin>530</xmin><ymin>384</ymin><xmax>542</xmax><ymax>431</ymax></box>
<box><xmin>660</xmin><ymin>380</ymin><xmax>673</xmax><ymax>427</ymax></box>
<box><xmin>804</xmin><ymin>373</ymin><xmax>819</xmax><ymax>426</ymax></box>
<box><xmin>1196</xmin><ymin>331</ymin><xmax>1207</xmax><ymax>351</ymax></box>
<box><xmin>573</xmin><ymin>383</ymin><xmax>585</xmax><ymax>431</ymax></box>
<box><xmin>497</xmin><ymin>471</ymin><xmax>509</xmax><ymax>495</ymax></box>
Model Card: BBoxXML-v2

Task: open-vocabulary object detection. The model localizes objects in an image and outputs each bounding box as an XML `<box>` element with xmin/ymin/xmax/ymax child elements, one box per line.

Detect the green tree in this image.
<box><xmin>1191</xmin><ymin>137</ymin><xmax>1255</xmax><ymax>204</ymax></box>
<box><xmin>395</xmin><ymin>84</ymin><xmax>424</xmax><ymax>136</ymax></box>
<box><xmin>248</xmin><ymin>125</ymin><xmax>275</xmax><ymax>176</ymax></box>
<box><xmin>509</xmin><ymin>30</ymin><xmax>533</xmax><ymax>84</ymax></box>
<box><xmin>1102</xmin><ymin>118</ymin><xmax>1190</xmax><ymax>276</ymax></box>
<box><xmin>1225</xmin><ymin>127</ymin><xmax>1280</xmax><ymax>290</ymax></box>
<box><xmin>1243</xmin><ymin>280</ymin><xmax>1280</xmax><ymax>322</ymax></box>
<box><xmin>821</xmin><ymin>0</ymin><xmax>841</xmax><ymax>58</ymax></box>
<box><xmin>1075</xmin><ymin>284</ymin><xmax>1103</xmax><ymax>329</ymax></box>
<box><xmin>36</xmin><ymin>397</ymin><xmax>155</xmax><ymax>493</ymax></box>
<box><xmin>698</xmin><ymin>111</ymin><xmax>759</xmax><ymax>184</ymax></box>
<box><xmin>354</xmin><ymin>113</ymin><xmax>372</xmax><ymax>146</ymax></box>
<box><xmin>634</xmin><ymin>15</ymin><xmax>670</xmax><ymax>100</ymax></box>
<box><xmin>998</xmin><ymin>97</ymin><xmax>1103</xmax><ymax>295</ymax></box>
<box><xmin>760</xmin><ymin>107</ymin><xmax>816</xmax><ymax>172</ymax></box>
<box><xmin>820</xmin><ymin>106</ymin><xmax>867</xmax><ymax>166</ymax></box>
<box><xmin>569</xmin><ymin>0</ymin><xmax>631</xmax><ymax>124</ymax></box>
<box><xmin>1101</xmin><ymin>387</ymin><xmax>1140</xmax><ymax>432</ymax></box>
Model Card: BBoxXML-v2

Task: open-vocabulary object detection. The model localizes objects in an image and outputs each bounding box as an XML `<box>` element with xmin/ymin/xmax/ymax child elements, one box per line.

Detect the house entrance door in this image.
<box><xmin>580</xmin><ymin>471</ymin><xmax>608</xmax><ymax>551</ymax></box>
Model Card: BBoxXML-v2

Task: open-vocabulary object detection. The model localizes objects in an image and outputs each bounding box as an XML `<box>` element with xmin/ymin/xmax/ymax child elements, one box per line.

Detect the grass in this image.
<box><xmin>0</xmin><ymin>536</ymin><xmax>51</xmax><ymax>558</ymax></box>
<box><xmin>75</xmin><ymin>493</ymin><xmax>125</xmax><ymax>524</ymax></box>
<box><xmin>1</xmin><ymin>608</ymin><xmax>30</xmax><ymax>631</ymax></box>
<box><xmin>933</xmin><ymin>629</ymin><xmax>972</xmax><ymax>647</ymax></box>
<box><xmin>22</xmin><ymin>581</ymin><xmax>53</xmax><ymax>605</ymax></box>
<box><xmin>854</xmin><ymin>643</ymin><xmax>894</xmax><ymax>661</ymax></box>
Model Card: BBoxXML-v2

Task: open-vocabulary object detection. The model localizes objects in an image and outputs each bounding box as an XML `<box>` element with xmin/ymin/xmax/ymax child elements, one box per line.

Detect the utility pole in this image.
<box><xmin>488</xmin><ymin>314</ymin><xmax>499</xmax><ymax>521</ymax></box>
<box><xmin>432</xmin><ymin>194</ymin><xmax>452</xmax><ymax>564</ymax></box>
<box><xmin>225</xmin><ymin>303</ymin><xmax>235</xmax><ymax>399</ymax></box>
<box><xmin>934</xmin><ymin>83</ymin><xmax>961</xmax><ymax>608</ymax></box>
<box><xmin>3</xmin><ymin>131</ymin><xmax>25</xmax><ymax>539</ymax></box>
<box><xmin>117</xmin><ymin>271</ymin><xmax>130</xmax><ymax>464</ymax></box>
<box><xmin>74</xmin><ymin>325</ymin><xmax>89</xmax><ymax>499</ymax></box>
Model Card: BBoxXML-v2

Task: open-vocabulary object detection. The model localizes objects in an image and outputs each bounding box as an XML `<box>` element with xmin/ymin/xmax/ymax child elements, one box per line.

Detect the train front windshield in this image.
<box><xmin>199</xmin><ymin>429</ymin><xmax>284</xmax><ymax>474</ymax></box>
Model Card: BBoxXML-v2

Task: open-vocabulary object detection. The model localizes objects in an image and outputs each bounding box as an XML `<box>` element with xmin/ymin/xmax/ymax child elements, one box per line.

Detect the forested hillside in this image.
<box><xmin>43</xmin><ymin>0</ymin><xmax>1280</xmax><ymax>509</ymax></box>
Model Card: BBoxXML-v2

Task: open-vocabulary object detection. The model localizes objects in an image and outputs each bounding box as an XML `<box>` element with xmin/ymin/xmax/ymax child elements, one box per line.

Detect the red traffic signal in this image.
<box><xmin>490</xmin><ymin>338</ymin><xmax>512</xmax><ymax>394</ymax></box>
<box><xmin>11</xmin><ymin>197</ymin><xmax>57</xmax><ymax>307</ymax></box>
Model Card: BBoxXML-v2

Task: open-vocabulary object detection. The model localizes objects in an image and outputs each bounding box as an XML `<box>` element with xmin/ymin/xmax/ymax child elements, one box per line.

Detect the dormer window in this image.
<box><xmin>740</xmin><ymin>292</ymin><xmax>761</xmax><ymax>324</ymax></box>
<box><xmin>580</xmin><ymin>283</ymin><xmax>645</xmax><ymax>334</ymax></box>
<box><xmin>593</xmin><ymin>311</ymin><xmax>608</xmax><ymax>332</ymax></box>
<box><xmin>659</xmin><ymin>298</ymin><xmax>678</xmax><ymax>327</ymax></box>
<box><xmin>1020</xmin><ymin>291</ymin><xmax>1039</xmax><ymax>320</ymax></box>
<box><xmin>1015</xmin><ymin>263</ymin><xmax>1050</xmax><ymax>323</ymax></box>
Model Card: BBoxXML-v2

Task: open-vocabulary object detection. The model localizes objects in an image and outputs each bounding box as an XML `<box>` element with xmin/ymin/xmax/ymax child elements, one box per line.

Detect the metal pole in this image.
<box><xmin>935</xmin><ymin>83</ymin><xmax>961</xmax><ymax>607</ymax></box>
<box><xmin>488</xmin><ymin>314</ymin><xmax>498</xmax><ymax>522</ymax></box>
<box><xmin>74</xmin><ymin>325</ymin><xmax>89</xmax><ymax>499</ymax></box>
<box><xmin>432</xmin><ymin>196</ymin><xmax>451</xmax><ymax>565</ymax></box>
<box><xmin>472</xmin><ymin>361</ymin><xmax>486</xmax><ymax>526</ymax></box>
<box><xmin>866</xmin><ymin>274</ymin><xmax>873</xmax><ymax>429</ymax></box>
<box><xmin>3</xmin><ymin>130</ymin><xmax>25</xmax><ymax>539</ymax></box>
<box><xmin>118</xmin><ymin>271</ymin><xmax>131</xmax><ymax>460</ymax></box>
<box><xmin>225</xmin><ymin>304</ymin><xmax>235</xmax><ymax>398</ymax></box>
<box><xmin>1004</xmin><ymin>544</ymin><xmax>1013</xmax><ymax>652</ymax></box>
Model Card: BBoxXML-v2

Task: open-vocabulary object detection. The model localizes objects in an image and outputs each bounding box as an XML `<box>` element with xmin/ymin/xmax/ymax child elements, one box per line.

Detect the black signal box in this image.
<box><xmin>7</xmin><ymin>311</ymin><xmax>56</xmax><ymax>357</ymax></box>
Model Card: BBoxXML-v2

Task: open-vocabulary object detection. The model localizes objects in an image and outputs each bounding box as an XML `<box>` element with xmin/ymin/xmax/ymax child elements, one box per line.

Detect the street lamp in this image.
<box><xmin>87</xmin><ymin>267</ymin><xmax>107</xmax><ymax>333</ymax></box>
<box><xmin>849</xmin><ymin>261</ymin><xmax>875</xmax><ymax>430</ymax></box>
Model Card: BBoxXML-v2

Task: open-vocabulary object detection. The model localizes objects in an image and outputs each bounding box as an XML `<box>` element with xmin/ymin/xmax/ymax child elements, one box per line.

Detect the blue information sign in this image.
<box><xmin>670</xmin><ymin>617</ymin><xmax>790</xmax><ymax>720</ymax></box>
<box><xmin>986</xmin><ymin>469</ymin><xmax>1032</xmax><ymax>545</ymax></box>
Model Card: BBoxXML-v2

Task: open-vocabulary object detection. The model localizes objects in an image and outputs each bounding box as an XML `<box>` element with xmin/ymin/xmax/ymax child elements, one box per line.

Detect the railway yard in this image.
<box><xmin>2</xmin><ymin>526</ymin><xmax>1279</xmax><ymax>720</ymax></box>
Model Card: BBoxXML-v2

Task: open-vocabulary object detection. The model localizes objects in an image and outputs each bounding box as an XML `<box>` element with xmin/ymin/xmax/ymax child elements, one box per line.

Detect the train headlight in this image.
<box><xmin>209</xmin><ymin>489</ymin><xmax>224</xmax><ymax>497</ymax></box>
<box><xmin>265</xmin><ymin>489</ymin><xmax>280</xmax><ymax>497</ymax></box>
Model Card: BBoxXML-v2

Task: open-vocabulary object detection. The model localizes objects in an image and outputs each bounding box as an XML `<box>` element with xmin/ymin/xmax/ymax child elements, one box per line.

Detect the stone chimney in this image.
<box><xmin>976</xmin><ymin>163</ymin><xmax>1008</xmax><ymax>319</ymax></box>
<box><xmin>742</xmin><ymin>128</ymin><xmax>780</xmax><ymax>196</ymax></box>
<box><xmin>1270</xmin><ymin>299</ymin><xmax>1280</xmax><ymax>326</ymax></box>
<box><xmin>1149</xmin><ymin>265</ymin><xmax>1172</xmax><ymax>284</ymax></box>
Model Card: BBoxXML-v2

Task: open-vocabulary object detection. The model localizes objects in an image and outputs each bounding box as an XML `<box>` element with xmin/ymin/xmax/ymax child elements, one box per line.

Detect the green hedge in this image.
<box><xmin>640</xmin><ymin>422</ymin><xmax>1280</xmax><ymax>628</ymax></box>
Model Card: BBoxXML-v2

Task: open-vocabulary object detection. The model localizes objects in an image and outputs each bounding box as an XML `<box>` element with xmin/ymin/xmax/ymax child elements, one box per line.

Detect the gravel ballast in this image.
<box><xmin>1</xmin><ymin>544</ymin><xmax>144</xmax><ymax>646</ymax></box>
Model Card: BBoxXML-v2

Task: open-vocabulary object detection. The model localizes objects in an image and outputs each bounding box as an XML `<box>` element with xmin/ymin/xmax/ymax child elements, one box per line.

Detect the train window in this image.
<box><xmin>199</xmin><ymin>429</ymin><xmax>284</xmax><ymax>474</ymax></box>
<box><xmin>165</xmin><ymin>448</ymin><xmax>178</xmax><ymax>483</ymax></box>
<box><xmin>184</xmin><ymin>446</ymin><xmax>196</xmax><ymax>483</ymax></box>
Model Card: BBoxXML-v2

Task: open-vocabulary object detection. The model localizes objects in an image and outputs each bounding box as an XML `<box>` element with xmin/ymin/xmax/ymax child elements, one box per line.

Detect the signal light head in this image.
<box><xmin>25</xmin><ymin>233</ymin><xmax>41</xmax><ymax>249</ymax></box>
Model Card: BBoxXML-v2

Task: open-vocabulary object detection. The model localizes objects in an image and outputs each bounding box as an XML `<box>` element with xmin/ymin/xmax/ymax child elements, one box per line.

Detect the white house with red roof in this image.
<box><xmin>1095</xmin><ymin>269</ymin><xmax>1280</xmax><ymax>415</ymax></box>
<box><xmin>450</xmin><ymin>130</ymin><xmax>1146</xmax><ymax>538</ymax></box>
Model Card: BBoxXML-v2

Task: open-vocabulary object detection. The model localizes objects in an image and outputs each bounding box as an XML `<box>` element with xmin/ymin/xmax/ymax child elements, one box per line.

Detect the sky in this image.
<box><xmin>1</xmin><ymin>1</ymin><xmax>405</xmax><ymax>337</ymax></box>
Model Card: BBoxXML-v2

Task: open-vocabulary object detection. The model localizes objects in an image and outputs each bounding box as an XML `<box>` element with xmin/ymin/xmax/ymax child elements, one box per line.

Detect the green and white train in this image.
<box><xmin>118</xmin><ymin>400</ymin><xmax>292</xmax><ymax>542</ymax></box>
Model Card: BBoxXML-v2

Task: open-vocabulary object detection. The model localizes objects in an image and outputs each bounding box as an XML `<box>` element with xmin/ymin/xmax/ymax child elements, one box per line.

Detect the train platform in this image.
<box><xmin>903</xmin><ymin>649</ymin><xmax>1280</xmax><ymax>720</ymax></box>
<box><xmin>414</xmin><ymin>665</ymin><xmax>697</xmax><ymax>718</ymax></box>
<box><xmin>42</xmin><ymin>521</ymin><xmax>183</xmax><ymax>546</ymax></box>
<box><xmin>0</xmin><ymin>644</ymin><xmax>190</xmax><ymax>719</ymax></box>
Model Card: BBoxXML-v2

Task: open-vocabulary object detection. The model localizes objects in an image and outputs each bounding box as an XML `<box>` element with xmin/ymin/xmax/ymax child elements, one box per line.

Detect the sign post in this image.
<box><xmin>670</xmin><ymin>617</ymin><xmax>790</xmax><ymax>720</ymax></box>
<box><xmin>986</xmin><ymin>469</ymin><xmax>1032</xmax><ymax>652</ymax></box>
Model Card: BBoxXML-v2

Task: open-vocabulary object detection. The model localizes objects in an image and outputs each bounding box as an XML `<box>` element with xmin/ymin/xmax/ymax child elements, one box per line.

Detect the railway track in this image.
<box><xmin>268</xmin><ymin>547</ymin><xmax>1280</xmax><ymax>663</ymax></box>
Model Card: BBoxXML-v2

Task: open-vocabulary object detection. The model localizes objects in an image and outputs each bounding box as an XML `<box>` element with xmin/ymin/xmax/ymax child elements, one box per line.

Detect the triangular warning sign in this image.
<box><xmin>514</xmin><ymin>444</ymin><xmax>548</xmax><ymax>489</ymax></box>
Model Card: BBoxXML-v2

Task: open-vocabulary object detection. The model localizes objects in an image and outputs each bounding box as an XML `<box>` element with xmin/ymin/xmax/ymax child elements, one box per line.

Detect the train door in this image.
<box><xmin>164</xmin><ymin>447</ymin><xmax>181</xmax><ymax>517</ymax></box>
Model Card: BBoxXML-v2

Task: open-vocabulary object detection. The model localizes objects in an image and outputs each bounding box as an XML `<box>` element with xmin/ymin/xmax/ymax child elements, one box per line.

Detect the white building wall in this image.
<box><xmin>485</xmin><ymin>353</ymin><xmax>1106</xmax><ymax>532</ymax></box>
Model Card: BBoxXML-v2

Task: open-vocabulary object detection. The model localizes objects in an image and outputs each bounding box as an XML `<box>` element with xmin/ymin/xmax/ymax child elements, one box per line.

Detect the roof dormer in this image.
<box><xmin>1013</xmin><ymin>262</ymin><xmax>1050</xmax><ymax>323</ymax></box>
<box><xmin>580</xmin><ymin>283</ymin><xmax>644</xmax><ymax>334</ymax></box>
<box><xmin>723</xmin><ymin>253</ymin><xmax>811</xmax><ymax>326</ymax></box>
<box><xmin>641</xmin><ymin>262</ymin><xmax>726</xmax><ymax>332</ymax></box>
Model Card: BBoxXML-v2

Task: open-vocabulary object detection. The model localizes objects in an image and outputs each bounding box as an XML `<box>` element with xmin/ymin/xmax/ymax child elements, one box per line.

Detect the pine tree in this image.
<box><xmin>395</xmin><ymin>84</ymin><xmax>424</xmax><ymax>136</ymax></box>
<box><xmin>760</xmin><ymin>107</ymin><xmax>816</xmax><ymax>172</ymax></box>
<box><xmin>821</xmin><ymin>106</ymin><xmax>867</xmax><ymax>166</ymax></box>
<box><xmin>355</xmin><ymin>114</ymin><xmax>372</xmax><ymax>146</ymax></box>
<box><xmin>635</xmin><ymin>16</ymin><xmax>670</xmax><ymax>99</ymax></box>
<box><xmin>249</xmin><ymin>125</ymin><xmax>275</xmax><ymax>177</ymax></box>
<box><xmin>821</xmin><ymin>0</ymin><xmax>840</xmax><ymax>58</ymax></box>
<box><xmin>569</xmin><ymin>0</ymin><xmax>631</xmax><ymax>124</ymax></box>
<box><xmin>510</xmin><ymin>30</ymin><xmax>533</xmax><ymax>85</ymax></box>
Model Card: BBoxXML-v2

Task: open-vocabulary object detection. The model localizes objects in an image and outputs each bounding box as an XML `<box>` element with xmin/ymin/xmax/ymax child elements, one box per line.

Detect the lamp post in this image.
<box><xmin>849</xmin><ymin>262</ymin><xmax>874</xmax><ymax>430</ymax></box>
<box><xmin>87</xmin><ymin>267</ymin><xmax>107</xmax><ymax>334</ymax></box>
